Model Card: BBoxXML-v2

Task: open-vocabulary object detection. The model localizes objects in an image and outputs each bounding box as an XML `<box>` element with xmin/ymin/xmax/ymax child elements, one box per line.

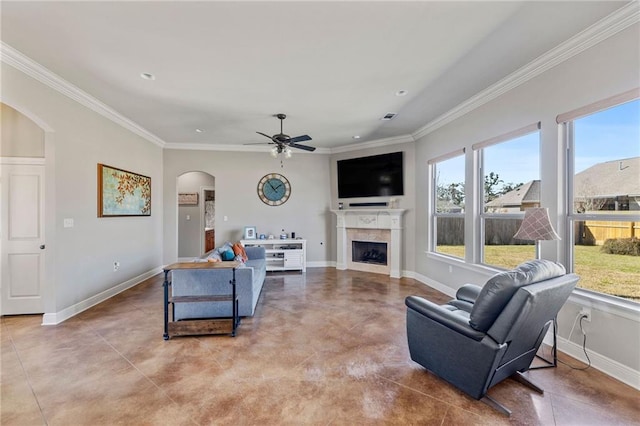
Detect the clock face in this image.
<box><xmin>257</xmin><ymin>173</ymin><xmax>291</xmax><ymax>206</ymax></box>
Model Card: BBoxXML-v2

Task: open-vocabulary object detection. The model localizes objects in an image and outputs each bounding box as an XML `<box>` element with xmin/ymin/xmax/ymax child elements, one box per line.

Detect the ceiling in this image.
<box><xmin>1</xmin><ymin>1</ymin><xmax>628</xmax><ymax>152</ymax></box>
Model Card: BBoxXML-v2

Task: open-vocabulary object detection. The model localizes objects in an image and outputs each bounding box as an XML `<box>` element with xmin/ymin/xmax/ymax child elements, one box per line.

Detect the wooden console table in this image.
<box><xmin>162</xmin><ymin>261</ymin><xmax>240</xmax><ymax>340</ymax></box>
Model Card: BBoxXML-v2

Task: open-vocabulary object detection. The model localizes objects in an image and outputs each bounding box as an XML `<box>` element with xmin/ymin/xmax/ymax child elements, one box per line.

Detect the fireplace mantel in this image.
<box><xmin>331</xmin><ymin>209</ymin><xmax>406</xmax><ymax>278</ymax></box>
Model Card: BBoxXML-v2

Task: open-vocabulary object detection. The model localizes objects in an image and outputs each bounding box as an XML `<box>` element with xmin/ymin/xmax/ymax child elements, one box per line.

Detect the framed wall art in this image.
<box><xmin>178</xmin><ymin>193</ymin><xmax>199</xmax><ymax>205</ymax></box>
<box><xmin>98</xmin><ymin>164</ymin><xmax>151</xmax><ymax>217</ymax></box>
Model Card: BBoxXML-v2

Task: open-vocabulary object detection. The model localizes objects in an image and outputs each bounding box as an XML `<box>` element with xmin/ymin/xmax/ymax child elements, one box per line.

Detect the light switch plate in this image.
<box><xmin>63</xmin><ymin>218</ymin><xmax>74</xmax><ymax>228</ymax></box>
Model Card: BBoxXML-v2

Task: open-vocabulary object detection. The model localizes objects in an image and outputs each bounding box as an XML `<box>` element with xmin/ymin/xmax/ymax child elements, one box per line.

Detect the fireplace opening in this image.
<box><xmin>352</xmin><ymin>241</ymin><xmax>387</xmax><ymax>265</ymax></box>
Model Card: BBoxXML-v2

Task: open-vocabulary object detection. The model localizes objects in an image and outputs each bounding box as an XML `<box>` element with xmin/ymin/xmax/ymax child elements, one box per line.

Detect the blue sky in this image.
<box><xmin>437</xmin><ymin>99</ymin><xmax>639</xmax><ymax>185</ymax></box>
<box><xmin>575</xmin><ymin>99</ymin><xmax>639</xmax><ymax>173</ymax></box>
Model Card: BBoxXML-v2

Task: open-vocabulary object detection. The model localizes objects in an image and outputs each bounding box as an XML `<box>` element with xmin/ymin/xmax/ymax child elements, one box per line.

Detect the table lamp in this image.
<box><xmin>514</xmin><ymin>207</ymin><xmax>560</xmax><ymax>259</ymax></box>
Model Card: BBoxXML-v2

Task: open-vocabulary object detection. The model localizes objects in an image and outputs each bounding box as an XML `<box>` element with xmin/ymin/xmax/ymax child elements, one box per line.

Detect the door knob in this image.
<box><xmin>40</xmin><ymin>245</ymin><xmax>45</xmax><ymax>249</ymax></box>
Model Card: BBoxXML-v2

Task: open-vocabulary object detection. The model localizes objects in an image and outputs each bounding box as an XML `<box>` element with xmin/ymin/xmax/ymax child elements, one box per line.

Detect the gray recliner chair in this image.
<box><xmin>405</xmin><ymin>259</ymin><xmax>579</xmax><ymax>415</ymax></box>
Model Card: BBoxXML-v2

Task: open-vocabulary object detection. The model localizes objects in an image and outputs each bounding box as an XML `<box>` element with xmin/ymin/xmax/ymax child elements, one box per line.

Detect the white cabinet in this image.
<box><xmin>241</xmin><ymin>239</ymin><xmax>306</xmax><ymax>272</ymax></box>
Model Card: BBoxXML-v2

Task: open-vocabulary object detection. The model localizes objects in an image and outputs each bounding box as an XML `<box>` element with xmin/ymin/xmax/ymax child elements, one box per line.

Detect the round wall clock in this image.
<box><xmin>257</xmin><ymin>173</ymin><xmax>291</xmax><ymax>206</ymax></box>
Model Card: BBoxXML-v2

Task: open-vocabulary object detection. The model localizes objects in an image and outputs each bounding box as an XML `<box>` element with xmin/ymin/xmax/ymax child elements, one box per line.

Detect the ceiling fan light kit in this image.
<box><xmin>253</xmin><ymin>113</ymin><xmax>316</xmax><ymax>159</ymax></box>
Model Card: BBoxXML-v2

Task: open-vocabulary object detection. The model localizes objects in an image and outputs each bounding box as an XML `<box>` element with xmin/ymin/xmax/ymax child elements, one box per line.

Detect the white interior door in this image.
<box><xmin>1</xmin><ymin>163</ymin><xmax>45</xmax><ymax>315</ymax></box>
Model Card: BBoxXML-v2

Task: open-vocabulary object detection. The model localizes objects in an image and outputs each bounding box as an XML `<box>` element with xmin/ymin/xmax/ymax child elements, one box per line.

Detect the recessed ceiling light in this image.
<box><xmin>195</xmin><ymin>128</ymin><xmax>204</xmax><ymax>133</ymax></box>
<box><xmin>352</xmin><ymin>135</ymin><xmax>361</xmax><ymax>140</ymax></box>
<box><xmin>395</xmin><ymin>90</ymin><xmax>408</xmax><ymax>96</ymax></box>
<box><xmin>140</xmin><ymin>72</ymin><xmax>155</xmax><ymax>81</ymax></box>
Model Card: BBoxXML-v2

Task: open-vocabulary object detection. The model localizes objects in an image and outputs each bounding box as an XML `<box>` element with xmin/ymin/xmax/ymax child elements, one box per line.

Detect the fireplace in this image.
<box><xmin>352</xmin><ymin>241</ymin><xmax>387</xmax><ymax>265</ymax></box>
<box><xmin>332</xmin><ymin>208</ymin><xmax>406</xmax><ymax>278</ymax></box>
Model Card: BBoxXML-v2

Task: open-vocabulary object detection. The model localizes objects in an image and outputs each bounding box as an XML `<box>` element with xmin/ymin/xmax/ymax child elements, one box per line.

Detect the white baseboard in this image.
<box><xmin>406</xmin><ymin>270</ymin><xmax>457</xmax><ymax>298</ymax></box>
<box><xmin>307</xmin><ymin>261</ymin><xmax>335</xmax><ymax>268</ymax></box>
<box><xmin>558</xmin><ymin>336</ymin><xmax>640</xmax><ymax>390</ymax></box>
<box><xmin>41</xmin><ymin>267</ymin><xmax>163</xmax><ymax>325</ymax></box>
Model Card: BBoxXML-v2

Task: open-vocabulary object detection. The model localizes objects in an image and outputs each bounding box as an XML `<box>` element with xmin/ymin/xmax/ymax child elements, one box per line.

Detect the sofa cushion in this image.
<box><xmin>469</xmin><ymin>259</ymin><xmax>566</xmax><ymax>332</ymax></box>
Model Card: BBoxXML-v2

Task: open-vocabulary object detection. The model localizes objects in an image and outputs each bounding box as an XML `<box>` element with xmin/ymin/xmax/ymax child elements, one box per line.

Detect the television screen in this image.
<box><xmin>337</xmin><ymin>152</ymin><xmax>404</xmax><ymax>198</ymax></box>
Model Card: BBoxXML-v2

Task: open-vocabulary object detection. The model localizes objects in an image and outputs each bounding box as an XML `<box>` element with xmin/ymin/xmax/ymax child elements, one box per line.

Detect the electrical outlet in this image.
<box><xmin>579</xmin><ymin>307</ymin><xmax>591</xmax><ymax>322</ymax></box>
<box><xmin>113</xmin><ymin>261</ymin><xmax>120</xmax><ymax>272</ymax></box>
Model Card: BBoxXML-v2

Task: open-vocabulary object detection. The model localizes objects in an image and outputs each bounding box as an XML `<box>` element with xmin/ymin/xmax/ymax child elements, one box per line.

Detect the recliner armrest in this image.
<box><xmin>405</xmin><ymin>296</ymin><xmax>486</xmax><ymax>341</ymax></box>
<box><xmin>456</xmin><ymin>284</ymin><xmax>482</xmax><ymax>304</ymax></box>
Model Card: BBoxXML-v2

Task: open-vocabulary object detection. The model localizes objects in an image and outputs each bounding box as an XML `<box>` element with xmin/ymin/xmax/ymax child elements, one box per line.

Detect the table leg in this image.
<box><xmin>163</xmin><ymin>269</ymin><xmax>170</xmax><ymax>340</ymax></box>
<box><xmin>231</xmin><ymin>267</ymin><xmax>237</xmax><ymax>337</ymax></box>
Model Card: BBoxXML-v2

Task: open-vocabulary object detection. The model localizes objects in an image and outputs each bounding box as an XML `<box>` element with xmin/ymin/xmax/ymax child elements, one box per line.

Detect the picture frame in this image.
<box><xmin>178</xmin><ymin>192</ymin><xmax>199</xmax><ymax>205</ymax></box>
<box><xmin>244</xmin><ymin>226</ymin><xmax>257</xmax><ymax>240</ymax></box>
<box><xmin>98</xmin><ymin>164</ymin><xmax>151</xmax><ymax>217</ymax></box>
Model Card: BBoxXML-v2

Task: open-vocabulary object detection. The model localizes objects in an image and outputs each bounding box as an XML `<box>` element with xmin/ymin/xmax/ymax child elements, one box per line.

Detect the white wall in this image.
<box><xmin>413</xmin><ymin>24</ymin><xmax>640</xmax><ymax>380</ymax></box>
<box><xmin>1</xmin><ymin>63</ymin><xmax>164</xmax><ymax>318</ymax></box>
<box><xmin>1</xmin><ymin>103</ymin><xmax>45</xmax><ymax>157</ymax></box>
<box><xmin>164</xmin><ymin>150</ymin><xmax>332</xmax><ymax>265</ymax></box>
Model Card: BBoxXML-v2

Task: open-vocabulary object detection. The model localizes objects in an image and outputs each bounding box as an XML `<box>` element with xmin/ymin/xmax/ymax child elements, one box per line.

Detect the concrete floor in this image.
<box><xmin>2</xmin><ymin>268</ymin><xmax>639</xmax><ymax>425</ymax></box>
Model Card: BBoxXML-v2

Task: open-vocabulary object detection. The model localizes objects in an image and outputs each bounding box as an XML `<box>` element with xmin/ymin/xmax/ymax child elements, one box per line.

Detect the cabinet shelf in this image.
<box><xmin>241</xmin><ymin>239</ymin><xmax>306</xmax><ymax>272</ymax></box>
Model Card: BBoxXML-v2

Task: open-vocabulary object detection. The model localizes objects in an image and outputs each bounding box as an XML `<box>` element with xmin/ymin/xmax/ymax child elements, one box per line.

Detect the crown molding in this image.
<box><xmin>412</xmin><ymin>1</ymin><xmax>640</xmax><ymax>140</ymax></box>
<box><xmin>1</xmin><ymin>42</ymin><xmax>167</xmax><ymax>148</ymax></box>
<box><xmin>329</xmin><ymin>134</ymin><xmax>415</xmax><ymax>154</ymax></box>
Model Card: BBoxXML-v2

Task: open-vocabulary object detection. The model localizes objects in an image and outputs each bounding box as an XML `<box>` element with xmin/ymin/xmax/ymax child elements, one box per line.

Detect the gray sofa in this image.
<box><xmin>171</xmin><ymin>246</ymin><xmax>266</xmax><ymax>320</ymax></box>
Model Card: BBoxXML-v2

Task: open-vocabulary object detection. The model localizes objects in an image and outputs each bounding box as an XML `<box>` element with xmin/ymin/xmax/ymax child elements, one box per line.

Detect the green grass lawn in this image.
<box><xmin>436</xmin><ymin>245</ymin><xmax>639</xmax><ymax>300</ymax></box>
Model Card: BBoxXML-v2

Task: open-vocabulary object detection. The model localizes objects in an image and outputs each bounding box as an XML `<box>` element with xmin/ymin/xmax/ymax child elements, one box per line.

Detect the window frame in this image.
<box><xmin>474</xmin><ymin>124</ymin><xmax>541</xmax><ymax>269</ymax></box>
<box><xmin>429</xmin><ymin>148</ymin><xmax>466</xmax><ymax>260</ymax></box>
<box><xmin>562</xmin><ymin>95</ymin><xmax>640</xmax><ymax>304</ymax></box>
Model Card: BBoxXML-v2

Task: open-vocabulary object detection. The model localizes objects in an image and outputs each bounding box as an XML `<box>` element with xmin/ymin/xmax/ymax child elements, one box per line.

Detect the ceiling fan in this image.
<box><xmin>253</xmin><ymin>114</ymin><xmax>316</xmax><ymax>154</ymax></box>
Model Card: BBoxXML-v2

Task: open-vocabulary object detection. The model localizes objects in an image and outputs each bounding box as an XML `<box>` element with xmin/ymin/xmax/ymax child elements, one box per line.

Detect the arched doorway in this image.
<box><xmin>177</xmin><ymin>171</ymin><xmax>215</xmax><ymax>259</ymax></box>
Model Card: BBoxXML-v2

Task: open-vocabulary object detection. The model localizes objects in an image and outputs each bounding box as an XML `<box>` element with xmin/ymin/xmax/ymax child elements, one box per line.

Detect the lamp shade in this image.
<box><xmin>514</xmin><ymin>207</ymin><xmax>561</xmax><ymax>241</ymax></box>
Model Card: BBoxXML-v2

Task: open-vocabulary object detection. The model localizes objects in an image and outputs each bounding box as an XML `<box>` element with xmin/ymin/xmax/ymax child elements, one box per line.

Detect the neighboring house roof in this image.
<box><xmin>436</xmin><ymin>200</ymin><xmax>463</xmax><ymax>213</ymax></box>
<box><xmin>485</xmin><ymin>180</ymin><xmax>540</xmax><ymax>208</ymax></box>
<box><xmin>574</xmin><ymin>157</ymin><xmax>640</xmax><ymax>198</ymax></box>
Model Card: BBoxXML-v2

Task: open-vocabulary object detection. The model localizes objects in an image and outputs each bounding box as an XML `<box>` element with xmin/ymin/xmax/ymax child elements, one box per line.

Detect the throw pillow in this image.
<box><xmin>220</xmin><ymin>241</ymin><xmax>234</xmax><ymax>253</ymax></box>
<box><xmin>221</xmin><ymin>249</ymin><xmax>235</xmax><ymax>261</ymax></box>
<box><xmin>232</xmin><ymin>242</ymin><xmax>249</xmax><ymax>262</ymax></box>
<box><xmin>207</xmin><ymin>250</ymin><xmax>222</xmax><ymax>261</ymax></box>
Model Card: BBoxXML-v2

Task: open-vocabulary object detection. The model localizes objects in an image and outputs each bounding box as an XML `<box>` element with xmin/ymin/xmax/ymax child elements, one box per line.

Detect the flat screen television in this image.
<box><xmin>337</xmin><ymin>152</ymin><xmax>404</xmax><ymax>198</ymax></box>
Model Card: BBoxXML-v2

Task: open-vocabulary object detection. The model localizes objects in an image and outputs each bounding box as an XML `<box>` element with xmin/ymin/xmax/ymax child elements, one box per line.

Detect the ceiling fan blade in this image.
<box><xmin>256</xmin><ymin>131</ymin><xmax>275</xmax><ymax>141</ymax></box>
<box><xmin>287</xmin><ymin>135</ymin><xmax>312</xmax><ymax>143</ymax></box>
<box><xmin>289</xmin><ymin>143</ymin><xmax>316</xmax><ymax>152</ymax></box>
<box><xmin>243</xmin><ymin>142</ymin><xmax>274</xmax><ymax>145</ymax></box>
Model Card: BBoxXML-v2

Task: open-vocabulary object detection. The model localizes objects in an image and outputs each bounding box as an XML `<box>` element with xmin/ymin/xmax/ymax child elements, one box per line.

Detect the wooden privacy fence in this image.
<box><xmin>436</xmin><ymin>217</ymin><xmax>465</xmax><ymax>245</ymax></box>
<box><xmin>436</xmin><ymin>217</ymin><xmax>529</xmax><ymax>246</ymax></box>
<box><xmin>575</xmin><ymin>221</ymin><xmax>638</xmax><ymax>245</ymax></box>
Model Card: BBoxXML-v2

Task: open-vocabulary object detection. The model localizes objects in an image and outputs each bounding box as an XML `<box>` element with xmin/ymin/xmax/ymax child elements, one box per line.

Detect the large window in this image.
<box><xmin>431</xmin><ymin>151</ymin><xmax>465</xmax><ymax>259</ymax></box>
<box><xmin>565</xmin><ymin>97</ymin><xmax>640</xmax><ymax>302</ymax></box>
<box><xmin>475</xmin><ymin>124</ymin><xmax>540</xmax><ymax>269</ymax></box>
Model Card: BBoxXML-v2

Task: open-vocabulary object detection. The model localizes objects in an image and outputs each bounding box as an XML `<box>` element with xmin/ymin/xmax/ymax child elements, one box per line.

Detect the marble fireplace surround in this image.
<box><xmin>332</xmin><ymin>209</ymin><xmax>406</xmax><ymax>278</ymax></box>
